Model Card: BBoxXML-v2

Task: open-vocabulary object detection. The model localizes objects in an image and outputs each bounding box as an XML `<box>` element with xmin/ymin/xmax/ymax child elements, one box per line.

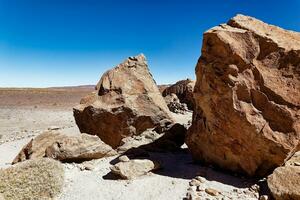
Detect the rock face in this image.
<box><xmin>74</xmin><ymin>54</ymin><xmax>173</xmax><ymax>148</ymax></box>
<box><xmin>268</xmin><ymin>152</ymin><xmax>300</xmax><ymax>200</ymax></box>
<box><xmin>162</xmin><ymin>79</ymin><xmax>195</xmax><ymax>110</ymax></box>
<box><xmin>12</xmin><ymin>132</ymin><xmax>116</xmax><ymax>164</ymax></box>
<box><xmin>186</xmin><ymin>14</ymin><xmax>300</xmax><ymax>176</ymax></box>
<box><xmin>110</xmin><ymin>159</ymin><xmax>160</xmax><ymax>179</ymax></box>
<box><xmin>0</xmin><ymin>158</ymin><xmax>64</xmax><ymax>200</ymax></box>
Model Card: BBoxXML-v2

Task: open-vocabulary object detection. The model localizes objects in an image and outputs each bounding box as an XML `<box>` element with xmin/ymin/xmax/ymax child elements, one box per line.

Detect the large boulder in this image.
<box><xmin>74</xmin><ymin>54</ymin><xmax>173</xmax><ymax>148</ymax></box>
<box><xmin>162</xmin><ymin>79</ymin><xmax>195</xmax><ymax>110</ymax></box>
<box><xmin>186</xmin><ymin>14</ymin><xmax>300</xmax><ymax>176</ymax></box>
<box><xmin>12</xmin><ymin>132</ymin><xmax>116</xmax><ymax>164</ymax></box>
<box><xmin>268</xmin><ymin>152</ymin><xmax>300</xmax><ymax>200</ymax></box>
<box><xmin>0</xmin><ymin>158</ymin><xmax>64</xmax><ymax>200</ymax></box>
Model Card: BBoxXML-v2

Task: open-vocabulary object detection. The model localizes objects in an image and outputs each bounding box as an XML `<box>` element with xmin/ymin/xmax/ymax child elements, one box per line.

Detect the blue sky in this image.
<box><xmin>0</xmin><ymin>0</ymin><xmax>299</xmax><ymax>87</ymax></box>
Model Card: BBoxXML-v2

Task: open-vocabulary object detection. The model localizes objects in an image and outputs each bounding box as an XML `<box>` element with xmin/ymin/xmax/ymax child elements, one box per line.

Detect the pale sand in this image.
<box><xmin>0</xmin><ymin>108</ymin><xmax>259</xmax><ymax>200</ymax></box>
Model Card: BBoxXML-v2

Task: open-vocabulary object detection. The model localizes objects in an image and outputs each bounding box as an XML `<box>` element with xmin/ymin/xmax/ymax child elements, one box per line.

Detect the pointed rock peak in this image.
<box><xmin>128</xmin><ymin>53</ymin><xmax>146</xmax><ymax>62</ymax></box>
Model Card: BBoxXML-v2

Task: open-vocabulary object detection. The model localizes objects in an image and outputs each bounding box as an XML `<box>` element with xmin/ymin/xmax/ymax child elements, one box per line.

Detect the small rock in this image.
<box><xmin>189</xmin><ymin>179</ymin><xmax>202</xmax><ymax>187</ymax></box>
<box><xmin>205</xmin><ymin>188</ymin><xmax>219</xmax><ymax>196</ymax></box>
<box><xmin>259</xmin><ymin>195</ymin><xmax>268</xmax><ymax>200</ymax></box>
<box><xmin>48</xmin><ymin>126</ymin><xmax>60</xmax><ymax>130</ymax></box>
<box><xmin>110</xmin><ymin>159</ymin><xmax>160</xmax><ymax>179</ymax></box>
<box><xmin>118</xmin><ymin>155</ymin><xmax>130</xmax><ymax>162</ymax></box>
<box><xmin>80</xmin><ymin>163</ymin><xmax>95</xmax><ymax>171</ymax></box>
<box><xmin>185</xmin><ymin>190</ymin><xmax>198</xmax><ymax>200</ymax></box>
<box><xmin>250</xmin><ymin>184</ymin><xmax>260</xmax><ymax>192</ymax></box>
<box><xmin>294</xmin><ymin>162</ymin><xmax>300</xmax><ymax>166</ymax></box>
<box><xmin>195</xmin><ymin>176</ymin><xmax>206</xmax><ymax>183</ymax></box>
<box><xmin>196</xmin><ymin>185</ymin><xmax>205</xmax><ymax>192</ymax></box>
<box><xmin>233</xmin><ymin>188</ymin><xmax>238</xmax><ymax>192</ymax></box>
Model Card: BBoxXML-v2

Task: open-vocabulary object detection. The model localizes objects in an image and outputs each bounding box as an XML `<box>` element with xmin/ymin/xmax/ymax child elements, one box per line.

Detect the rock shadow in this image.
<box><xmin>104</xmin><ymin>138</ymin><xmax>259</xmax><ymax>189</ymax></box>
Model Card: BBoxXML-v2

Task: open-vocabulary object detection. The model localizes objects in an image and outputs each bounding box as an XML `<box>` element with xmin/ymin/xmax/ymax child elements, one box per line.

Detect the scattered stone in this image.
<box><xmin>195</xmin><ymin>176</ymin><xmax>206</xmax><ymax>183</ymax></box>
<box><xmin>259</xmin><ymin>195</ymin><xmax>268</xmax><ymax>200</ymax></box>
<box><xmin>13</xmin><ymin>132</ymin><xmax>117</xmax><ymax>164</ymax></box>
<box><xmin>205</xmin><ymin>188</ymin><xmax>220</xmax><ymax>196</ymax></box>
<box><xmin>110</xmin><ymin>159</ymin><xmax>160</xmax><ymax>179</ymax></box>
<box><xmin>189</xmin><ymin>179</ymin><xmax>202</xmax><ymax>187</ymax></box>
<box><xmin>186</xmin><ymin>14</ymin><xmax>300</xmax><ymax>176</ymax></box>
<box><xmin>79</xmin><ymin>163</ymin><xmax>95</xmax><ymax>171</ymax></box>
<box><xmin>48</xmin><ymin>126</ymin><xmax>60</xmax><ymax>130</ymax></box>
<box><xmin>250</xmin><ymin>184</ymin><xmax>260</xmax><ymax>193</ymax></box>
<box><xmin>74</xmin><ymin>54</ymin><xmax>173</xmax><ymax>148</ymax></box>
<box><xmin>0</xmin><ymin>158</ymin><xmax>64</xmax><ymax>200</ymax></box>
<box><xmin>118</xmin><ymin>155</ymin><xmax>130</xmax><ymax>162</ymax></box>
<box><xmin>294</xmin><ymin>162</ymin><xmax>300</xmax><ymax>166</ymax></box>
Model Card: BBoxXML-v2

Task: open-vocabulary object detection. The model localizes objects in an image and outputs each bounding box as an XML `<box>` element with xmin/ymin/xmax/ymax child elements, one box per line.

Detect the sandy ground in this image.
<box><xmin>0</xmin><ymin>88</ymin><xmax>261</xmax><ymax>200</ymax></box>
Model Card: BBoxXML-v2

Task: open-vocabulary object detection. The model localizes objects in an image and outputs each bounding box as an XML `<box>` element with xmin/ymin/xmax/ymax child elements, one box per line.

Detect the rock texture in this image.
<box><xmin>74</xmin><ymin>54</ymin><xmax>173</xmax><ymax>148</ymax></box>
<box><xmin>0</xmin><ymin>158</ymin><xmax>64</xmax><ymax>200</ymax></box>
<box><xmin>186</xmin><ymin>14</ymin><xmax>300</xmax><ymax>176</ymax></box>
<box><xmin>12</xmin><ymin>132</ymin><xmax>116</xmax><ymax>164</ymax></box>
<box><xmin>164</xmin><ymin>93</ymin><xmax>189</xmax><ymax>114</ymax></box>
<box><xmin>110</xmin><ymin>159</ymin><xmax>160</xmax><ymax>179</ymax></box>
<box><xmin>267</xmin><ymin>152</ymin><xmax>300</xmax><ymax>200</ymax></box>
<box><xmin>162</xmin><ymin>79</ymin><xmax>195</xmax><ymax>110</ymax></box>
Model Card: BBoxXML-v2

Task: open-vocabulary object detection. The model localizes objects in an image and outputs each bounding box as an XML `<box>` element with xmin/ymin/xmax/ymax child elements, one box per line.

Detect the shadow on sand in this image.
<box><xmin>102</xmin><ymin>132</ymin><xmax>260</xmax><ymax>190</ymax></box>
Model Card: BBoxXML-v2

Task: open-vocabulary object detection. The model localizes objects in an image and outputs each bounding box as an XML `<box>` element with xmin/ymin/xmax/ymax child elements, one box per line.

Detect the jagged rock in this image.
<box><xmin>110</xmin><ymin>159</ymin><xmax>160</xmax><ymax>179</ymax></box>
<box><xmin>164</xmin><ymin>93</ymin><xmax>189</xmax><ymax>114</ymax></box>
<box><xmin>267</xmin><ymin>153</ymin><xmax>300</xmax><ymax>200</ymax></box>
<box><xmin>162</xmin><ymin>79</ymin><xmax>195</xmax><ymax>110</ymax></box>
<box><xmin>12</xmin><ymin>132</ymin><xmax>116</xmax><ymax>164</ymax></box>
<box><xmin>74</xmin><ymin>54</ymin><xmax>173</xmax><ymax>148</ymax></box>
<box><xmin>0</xmin><ymin>158</ymin><xmax>64</xmax><ymax>200</ymax></box>
<box><xmin>186</xmin><ymin>14</ymin><xmax>300</xmax><ymax>176</ymax></box>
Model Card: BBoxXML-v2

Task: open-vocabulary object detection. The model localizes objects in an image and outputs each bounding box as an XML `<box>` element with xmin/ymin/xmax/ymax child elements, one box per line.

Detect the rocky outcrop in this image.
<box><xmin>186</xmin><ymin>14</ymin><xmax>300</xmax><ymax>176</ymax></box>
<box><xmin>268</xmin><ymin>152</ymin><xmax>300</xmax><ymax>200</ymax></box>
<box><xmin>74</xmin><ymin>54</ymin><xmax>173</xmax><ymax>148</ymax></box>
<box><xmin>12</xmin><ymin>132</ymin><xmax>116</xmax><ymax>164</ymax></box>
<box><xmin>164</xmin><ymin>93</ymin><xmax>189</xmax><ymax>114</ymax></box>
<box><xmin>162</xmin><ymin>79</ymin><xmax>195</xmax><ymax>110</ymax></box>
<box><xmin>110</xmin><ymin>158</ymin><xmax>160</xmax><ymax>179</ymax></box>
<box><xmin>0</xmin><ymin>158</ymin><xmax>64</xmax><ymax>200</ymax></box>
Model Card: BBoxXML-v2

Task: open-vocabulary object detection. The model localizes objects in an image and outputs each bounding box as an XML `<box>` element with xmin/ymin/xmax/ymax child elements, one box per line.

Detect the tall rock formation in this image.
<box><xmin>162</xmin><ymin>79</ymin><xmax>195</xmax><ymax>110</ymax></box>
<box><xmin>186</xmin><ymin>14</ymin><xmax>300</xmax><ymax>176</ymax></box>
<box><xmin>74</xmin><ymin>54</ymin><xmax>173</xmax><ymax>148</ymax></box>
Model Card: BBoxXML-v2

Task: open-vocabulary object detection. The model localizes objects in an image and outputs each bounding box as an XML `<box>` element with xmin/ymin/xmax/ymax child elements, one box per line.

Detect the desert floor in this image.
<box><xmin>0</xmin><ymin>88</ymin><xmax>262</xmax><ymax>200</ymax></box>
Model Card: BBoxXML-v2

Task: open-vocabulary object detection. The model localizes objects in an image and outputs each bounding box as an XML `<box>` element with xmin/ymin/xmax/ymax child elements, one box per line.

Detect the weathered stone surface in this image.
<box><xmin>13</xmin><ymin>132</ymin><xmax>116</xmax><ymax>164</ymax></box>
<box><xmin>74</xmin><ymin>54</ymin><xmax>173</xmax><ymax>148</ymax></box>
<box><xmin>45</xmin><ymin>133</ymin><xmax>117</xmax><ymax>162</ymax></box>
<box><xmin>110</xmin><ymin>159</ymin><xmax>160</xmax><ymax>179</ymax></box>
<box><xmin>186</xmin><ymin>14</ymin><xmax>300</xmax><ymax>176</ymax></box>
<box><xmin>0</xmin><ymin>158</ymin><xmax>64</xmax><ymax>200</ymax></box>
<box><xmin>162</xmin><ymin>79</ymin><xmax>195</xmax><ymax>110</ymax></box>
<box><xmin>268</xmin><ymin>153</ymin><xmax>300</xmax><ymax>200</ymax></box>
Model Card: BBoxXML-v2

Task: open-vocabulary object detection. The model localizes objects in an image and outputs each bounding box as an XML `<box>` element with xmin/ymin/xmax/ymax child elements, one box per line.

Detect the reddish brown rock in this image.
<box><xmin>186</xmin><ymin>14</ymin><xmax>300</xmax><ymax>176</ymax></box>
<box><xmin>162</xmin><ymin>79</ymin><xmax>195</xmax><ymax>110</ymax></box>
<box><xmin>74</xmin><ymin>54</ymin><xmax>173</xmax><ymax>148</ymax></box>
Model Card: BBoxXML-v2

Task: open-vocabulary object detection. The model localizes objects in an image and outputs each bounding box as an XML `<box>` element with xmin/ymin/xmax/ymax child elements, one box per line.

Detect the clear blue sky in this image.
<box><xmin>0</xmin><ymin>0</ymin><xmax>299</xmax><ymax>87</ymax></box>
